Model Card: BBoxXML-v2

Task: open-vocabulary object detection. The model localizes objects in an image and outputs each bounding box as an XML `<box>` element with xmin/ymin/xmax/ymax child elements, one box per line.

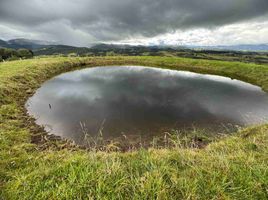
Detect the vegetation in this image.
<box><xmin>31</xmin><ymin>43</ymin><xmax>268</xmax><ymax>65</ymax></box>
<box><xmin>2</xmin><ymin>39</ymin><xmax>268</xmax><ymax>64</ymax></box>
<box><xmin>0</xmin><ymin>48</ymin><xmax>33</xmax><ymax>61</ymax></box>
<box><xmin>1</xmin><ymin>56</ymin><xmax>268</xmax><ymax>199</ymax></box>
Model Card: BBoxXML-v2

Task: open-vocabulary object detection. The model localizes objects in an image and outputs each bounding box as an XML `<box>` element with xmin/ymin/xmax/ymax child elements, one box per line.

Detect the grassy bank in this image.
<box><xmin>1</xmin><ymin>56</ymin><xmax>268</xmax><ymax>199</ymax></box>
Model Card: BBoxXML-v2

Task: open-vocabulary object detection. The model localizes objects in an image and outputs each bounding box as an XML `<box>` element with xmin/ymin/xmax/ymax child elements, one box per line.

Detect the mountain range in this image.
<box><xmin>0</xmin><ymin>38</ymin><xmax>268</xmax><ymax>55</ymax></box>
<box><xmin>189</xmin><ymin>44</ymin><xmax>268</xmax><ymax>51</ymax></box>
<box><xmin>0</xmin><ymin>38</ymin><xmax>55</xmax><ymax>50</ymax></box>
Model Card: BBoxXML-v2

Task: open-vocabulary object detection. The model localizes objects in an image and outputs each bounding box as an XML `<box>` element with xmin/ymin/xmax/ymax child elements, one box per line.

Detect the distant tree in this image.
<box><xmin>0</xmin><ymin>48</ymin><xmax>33</xmax><ymax>62</ymax></box>
<box><xmin>7</xmin><ymin>55</ymin><xmax>19</xmax><ymax>61</ymax></box>
<box><xmin>68</xmin><ymin>53</ymin><xmax>78</xmax><ymax>57</ymax></box>
<box><xmin>17</xmin><ymin>49</ymin><xmax>33</xmax><ymax>59</ymax></box>
<box><xmin>106</xmin><ymin>51</ymin><xmax>117</xmax><ymax>56</ymax></box>
<box><xmin>55</xmin><ymin>53</ymin><xmax>65</xmax><ymax>57</ymax></box>
<box><xmin>0</xmin><ymin>48</ymin><xmax>4</xmax><ymax>61</ymax></box>
<box><xmin>142</xmin><ymin>52</ymin><xmax>150</xmax><ymax>56</ymax></box>
<box><xmin>84</xmin><ymin>52</ymin><xmax>94</xmax><ymax>57</ymax></box>
<box><xmin>3</xmin><ymin>48</ymin><xmax>18</xmax><ymax>59</ymax></box>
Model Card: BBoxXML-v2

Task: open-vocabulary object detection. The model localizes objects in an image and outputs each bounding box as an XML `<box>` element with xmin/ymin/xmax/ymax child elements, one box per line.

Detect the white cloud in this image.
<box><xmin>115</xmin><ymin>21</ymin><xmax>268</xmax><ymax>46</ymax></box>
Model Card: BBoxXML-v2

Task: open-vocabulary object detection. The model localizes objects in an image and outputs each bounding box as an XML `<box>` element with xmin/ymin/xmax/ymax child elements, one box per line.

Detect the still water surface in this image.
<box><xmin>26</xmin><ymin>66</ymin><xmax>268</xmax><ymax>144</ymax></box>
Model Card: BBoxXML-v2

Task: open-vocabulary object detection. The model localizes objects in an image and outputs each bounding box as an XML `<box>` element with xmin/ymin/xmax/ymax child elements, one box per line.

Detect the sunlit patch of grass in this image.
<box><xmin>1</xmin><ymin>56</ymin><xmax>268</xmax><ymax>199</ymax></box>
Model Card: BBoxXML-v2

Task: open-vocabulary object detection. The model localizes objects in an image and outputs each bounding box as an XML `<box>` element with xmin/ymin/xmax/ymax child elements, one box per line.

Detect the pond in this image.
<box><xmin>26</xmin><ymin>66</ymin><xmax>268</xmax><ymax>146</ymax></box>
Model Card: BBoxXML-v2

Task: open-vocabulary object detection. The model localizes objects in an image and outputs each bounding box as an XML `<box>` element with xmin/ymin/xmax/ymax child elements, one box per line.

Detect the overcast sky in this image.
<box><xmin>0</xmin><ymin>0</ymin><xmax>268</xmax><ymax>46</ymax></box>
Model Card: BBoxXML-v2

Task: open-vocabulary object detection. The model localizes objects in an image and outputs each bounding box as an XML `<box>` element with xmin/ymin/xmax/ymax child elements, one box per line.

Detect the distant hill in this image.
<box><xmin>1</xmin><ymin>38</ymin><xmax>268</xmax><ymax>54</ymax></box>
<box><xmin>89</xmin><ymin>43</ymin><xmax>268</xmax><ymax>52</ymax></box>
<box><xmin>0</xmin><ymin>38</ymin><xmax>87</xmax><ymax>55</ymax></box>
<box><xmin>0</xmin><ymin>38</ymin><xmax>56</xmax><ymax>50</ymax></box>
<box><xmin>0</xmin><ymin>38</ymin><xmax>268</xmax><ymax>66</ymax></box>
<box><xmin>1</xmin><ymin>38</ymin><xmax>268</xmax><ymax>64</ymax></box>
<box><xmin>1</xmin><ymin>38</ymin><xmax>268</xmax><ymax>52</ymax></box>
<box><xmin>7</xmin><ymin>39</ymin><xmax>45</xmax><ymax>49</ymax></box>
<box><xmin>0</xmin><ymin>38</ymin><xmax>60</xmax><ymax>50</ymax></box>
<box><xmin>189</xmin><ymin>44</ymin><xmax>268</xmax><ymax>51</ymax></box>
<box><xmin>0</xmin><ymin>39</ymin><xmax>9</xmax><ymax>48</ymax></box>
<box><xmin>90</xmin><ymin>43</ymin><xmax>132</xmax><ymax>50</ymax></box>
<box><xmin>34</xmin><ymin>45</ymin><xmax>91</xmax><ymax>55</ymax></box>
<box><xmin>33</xmin><ymin>43</ymin><xmax>183</xmax><ymax>56</ymax></box>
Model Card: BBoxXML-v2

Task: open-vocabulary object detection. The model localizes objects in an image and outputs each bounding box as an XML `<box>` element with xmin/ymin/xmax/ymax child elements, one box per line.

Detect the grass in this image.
<box><xmin>0</xmin><ymin>56</ymin><xmax>268</xmax><ymax>199</ymax></box>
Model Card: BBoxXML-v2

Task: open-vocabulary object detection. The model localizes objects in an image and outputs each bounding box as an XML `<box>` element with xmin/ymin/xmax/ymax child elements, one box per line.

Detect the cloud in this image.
<box><xmin>0</xmin><ymin>0</ymin><xmax>268</xmax><ymax>46</ymax></box>
<box><xmin>117</xmin><ymin>21</ymin><xmax>268</xmax><ymax>46</ymax></box>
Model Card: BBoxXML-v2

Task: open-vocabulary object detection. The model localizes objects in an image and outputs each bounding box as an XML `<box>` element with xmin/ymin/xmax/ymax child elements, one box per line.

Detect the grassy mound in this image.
<box><xmin>0</xmin><ymin>56</ymin><xmax>268</xmax><ymax>199</ymax></box>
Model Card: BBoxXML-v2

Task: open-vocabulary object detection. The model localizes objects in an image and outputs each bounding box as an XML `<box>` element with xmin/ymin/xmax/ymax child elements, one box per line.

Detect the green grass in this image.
<box><xmin>0</xmin><ymin>56</ymin><xmax>268</xmax><ymax>199</ymax></box>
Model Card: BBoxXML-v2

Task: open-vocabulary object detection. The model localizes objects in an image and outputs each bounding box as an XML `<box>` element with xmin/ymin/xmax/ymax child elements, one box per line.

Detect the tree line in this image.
<box><xmin>0</xmin><ymin>48</ymin><xmax>33</xmax><ymax>61</ymax></box>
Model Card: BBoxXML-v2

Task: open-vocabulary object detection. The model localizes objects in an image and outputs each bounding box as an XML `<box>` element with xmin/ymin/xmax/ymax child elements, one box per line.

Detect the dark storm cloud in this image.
<box><xmin>0</xmin><ymin>0</ymin><xmax>268</xmax><ymax>44</ymax></box>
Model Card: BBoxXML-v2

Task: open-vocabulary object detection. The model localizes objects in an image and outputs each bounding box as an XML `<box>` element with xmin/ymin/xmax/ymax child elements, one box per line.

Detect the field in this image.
<box><xmin>1</xmin><ymin>56</ymin><xmax>268</xmax><ymax>199</ymax></box>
